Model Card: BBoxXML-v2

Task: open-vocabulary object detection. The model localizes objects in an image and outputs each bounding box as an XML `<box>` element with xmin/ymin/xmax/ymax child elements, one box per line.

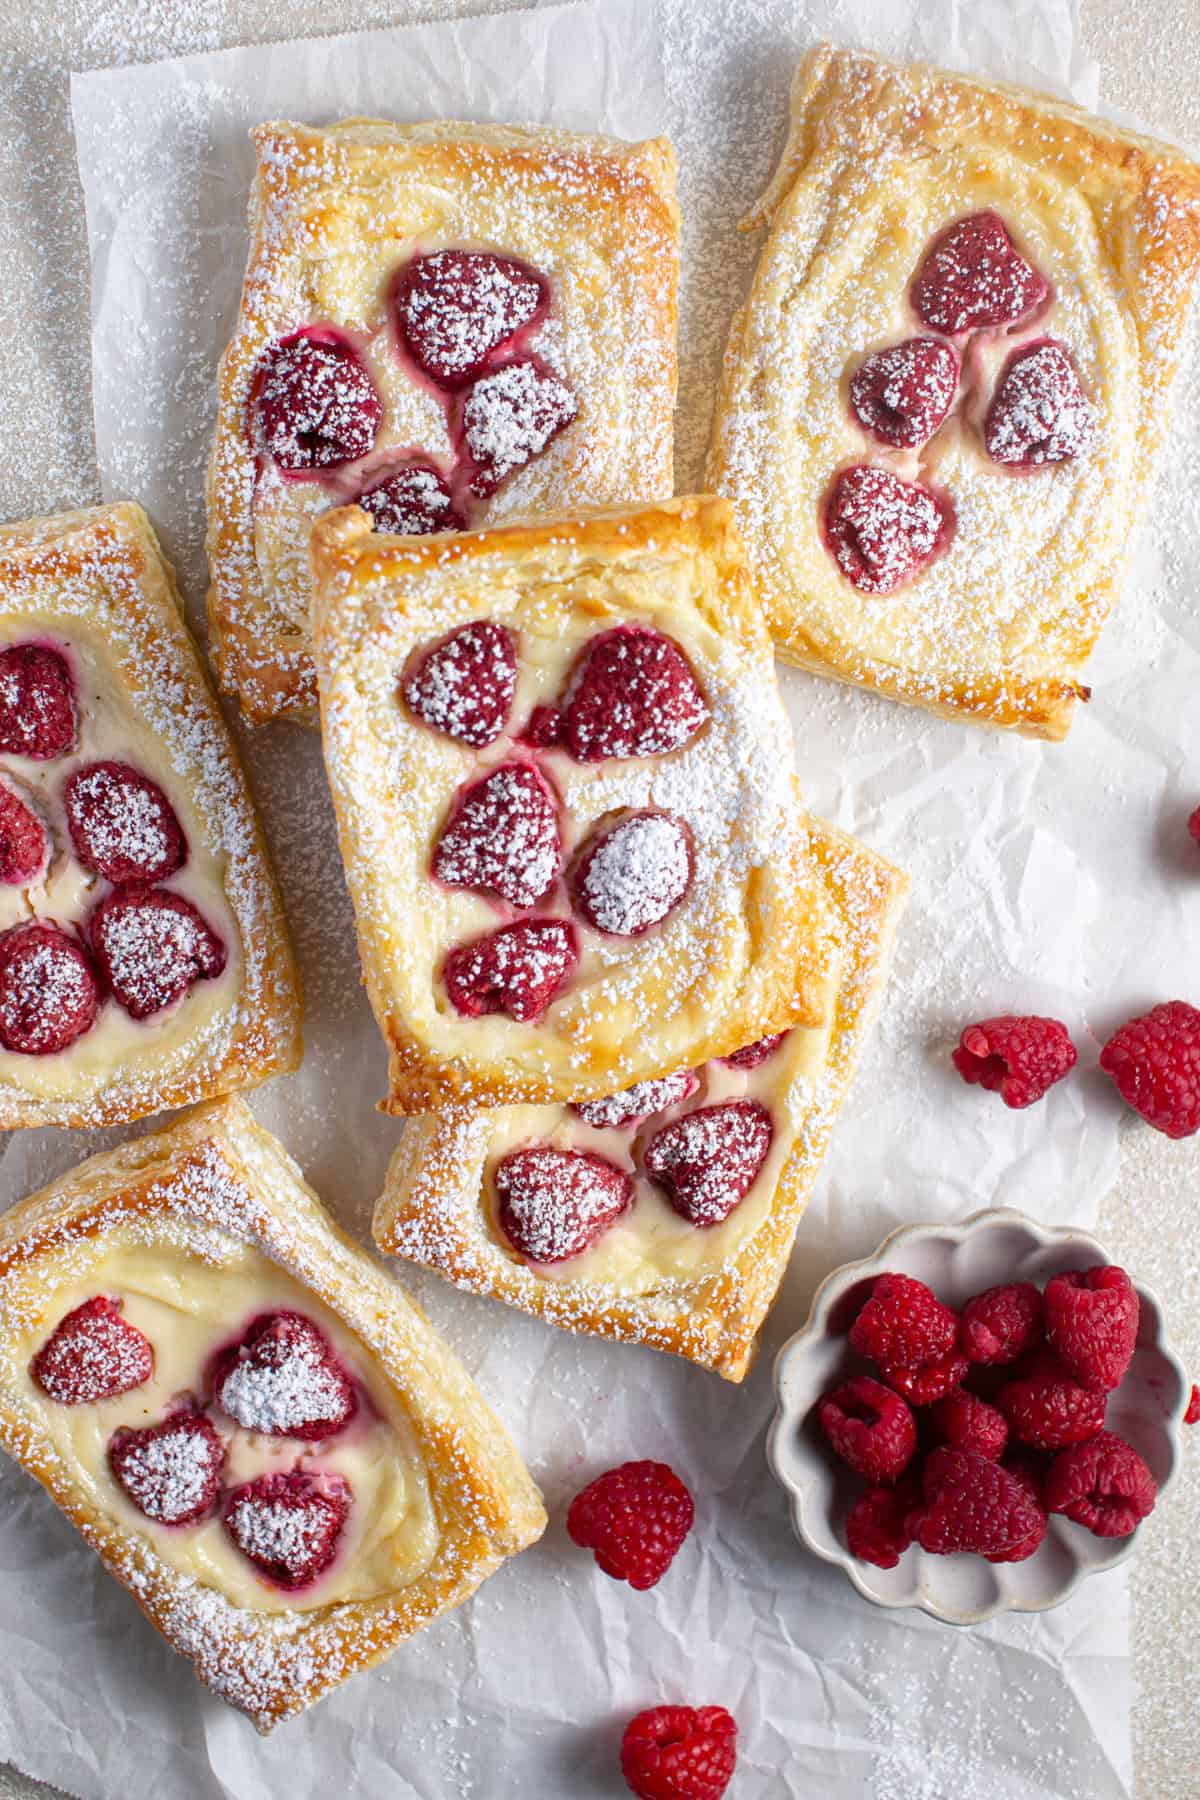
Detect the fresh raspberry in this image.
<box><xmin>108</xmin><ymin>1412</ymin><xmax>225</xmax><ymax>1526</ymax></box>
<box><xmin>818</xmin><ymin>1376</ymin><xmax>917</xmax><ymax>1483</ymax></box>
<box><xmin>845</xmin><ymin>1478</ymin><xmax>919</xmax><ymax>1568</ymax></box>
<box><xmin>722</xmin><ymin>1033</ymin><xmax>787</xmax><ymax>1070</ymax></box>
<box><xmin>63</xmin><ymin>760</ymin><xmax>186</xmax><ymax>885</ymax></box>
<box><xmin>432</xmin><ymin>762</ymin><xmax>562</xmax><ymax>908</ymax></box>
<box><xmin>357</xmin><ymin>461</ymin><xmax>466</xmax><ymax>536</ymax></box>
<box><xmin>573</xmin><ymin>1069</ymin><xmax>698</xmax><ymax>1131</ymax></box>
<box><xmin>1100</xmin><ymin>1001</ymin><xmax>1200</xmax><ymax>1138</ymax></box>
<box><xmin>911</xmin><ymin>211</ymin><xmax>1048</xmax><ymax>335</ymax></box>
<box><xmin>458</xmin><ymin>358</ymin><xmax>578</xmax><ymax>497</ymax></box>
<box><xmin>395</xmin><ymin>249</ymin><xmax>548</xmax><ymax>387</ymax></box>
<box><xmin>929</xmin><ymin>1389</ymin><xmax>1008</xmax><ymax>1460</ymax></box>
<box><xmin>90</xmin><ymin>887</ymin><xmax>226</xmax><ymax>1020</ymax></box>
<box><xmin>620</xmin><ymin>1705</ymin><xmax>737</xmax><ymax>1800</ymax></box>
<box><xmin>849</xmin><ymin>1273</ymin><xmax>959</xmax><ymax>1371</ymax></box>
<box><xmin>402</xmin><ymin>620</ymin><xmax>517</xmax><ymax>749</ymax></box>
<box><xmin>984</xmin><ymin>340</ymin><xmax>1097</xmax><ymax>467</ymax></box>
<box><xmin>960</xmin><ymin>1281</ymin><xmax>1043</xmax><ymax>1365</ymax></box>
<box><xmin>1045</xmin><ymin>1430</ymin><xmax>1157</xmax><ymax>1537</ymax></box>
<box><xmin>0</xmin><ymin>779</ymin><xmax>49</xmax><ymax>885</ymax></box>
<box><xmin>32</xmin><ymin>1296</ymin><xmax>153</xmax><ymax>1404</ymax></box>
<box><xmin>985</xmin><ymin>1457</ymin><xmax>1048</xmax><ymax>1562</ymax></box>
<box><xmin>1043</xmin><ymin>1265</ymin><xmax>1139</xmax><ymax>1393</ymax></box>
<box><xmin>563</xmin><ymin>625</ymin><xmax>709</xmax><ymax>762</ymax></box>
<box><xmin>880</xmin><ymin>1350</ymin><xmax>969</xmax><ymax>1407</ymax></box>
<box><xmin>224</xmin><ymin>1469</ymin><xmax>351</xmax><ymax>1588</ymax></box>
<box><xmin>0</xmin><ymin>921</ymin><xmax>99</xmax><ymax>1055</ymax></box>
<box><xmin>952</xmin><ymin>1015</ymin><xmax>1077</xmax><ymax>1108</ymax></box>
<box><xmin>570</xmin><ymin>810</ymin><xmax>693</xmax><ymax>937</ymax></box>
<box><xmin>443</xmin><ymin>918</ymin><xmax>577</xmax><ymax>1022</ymax></box>
<box><xmin>997</xmin><ymin>1354</ymin><xmax>1107</xmax><ymax>1451</ymax></box>
<box><xmin>907</xmin><ymin>1445</ymin><xmax>1044</xmax><ymax>1557</ymax></box>
<box><xmin>567</xmin><ymin>1460</ymin><xmax>694</xmax><ymax>1590</ymax></box>
<box><xmin>849</xmin><ymin>337</ymin><xmax>959</xmax><ymax>448</ymax></box>
<box><xmin>0</xmin><ymin>642</ymin><xmax>77</xmax><ymax>761</ymax></box>
<box><xmin>823</xmin><ymin>464</ymin><xmax>951</xmax><ymax>594</ymax></box>
<box><xmin>642</xmin><ymin>1101</ymin><xmax>773</xmax><ymax>1227</ymax></box>
<box><xmin>1186</xmin><ymin>1384</ymin><xmax>1200</xmax><ymax>1425</ymax></box>
<box><xmin>495</xmin><ymin>1146</ymin><xmax>633</xmax><ymax>1263</ymax></box>
<box><xmin>210</xmin><ymin>1311</ymin><xmax>356</xmax><ymax>1440</ymax></box>
<box><xmin>254</xmin><ymin>327</ymin><xmax>380</xmax><ymax>472</ymax></box>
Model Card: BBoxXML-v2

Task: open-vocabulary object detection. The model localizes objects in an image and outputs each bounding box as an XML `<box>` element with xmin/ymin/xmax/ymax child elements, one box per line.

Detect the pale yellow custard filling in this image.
<box><xmin>13</xmin><ymin>1229</ymin><xmax>438</xmax><ymax>1615</ymax></box>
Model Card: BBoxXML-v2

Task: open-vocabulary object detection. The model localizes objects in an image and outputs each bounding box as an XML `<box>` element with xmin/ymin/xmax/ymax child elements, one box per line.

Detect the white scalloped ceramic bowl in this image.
<box><xmin>767</xmin><ymin>1208</ymin><xmax>1189</xmax><ymax>1623</ymax></box>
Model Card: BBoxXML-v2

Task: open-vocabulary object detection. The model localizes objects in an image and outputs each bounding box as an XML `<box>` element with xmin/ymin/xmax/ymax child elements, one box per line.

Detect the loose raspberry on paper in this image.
<box><xmin>848</xmin><ymin>1273</ymin><xmax>959</xmax><ymax>1371</ymax></box>
<box><xmin>1099</xmin><ymin>1001</ymin><xmax>1200</xmax><ymax>1138</ymax></box>
<box><xmin>1044</xmin><ymin>1430</ymin><xmax>1157</xmax><ymax>1538</ymax></box>
<box><xmin>951</xmin><ymin>1015</ymin><xmax>1077</xmax><ymax>1108</ymax></box>
<box><xmin>997</xmin><ymin>1354</ymin><xmax>1107</xmax><ymax>1451</ymax></box>
<box><xmin>960</xmin><ymin>1281</ymin><xmax>1043</xmax><ymax>1366</ymax></box>
<box><xmin>620</xmin><ymin>1705</ymin><xmax>737</xmax><ymax>1800</ymax></box>
<box><xmin>32</xmin><ymin>1296</ymin><xmax>153</xmax><ymax>1405</ymax></box>
<box><xmin>1185</xmin><ymin>1384</ymin><xmax>1200</xmax><ymax>1425</ymax></box>
<box><xmin>1043</xmin><ymin>1265</ymin><xmax>1139</xmax><ymax>1393</ymax></box>
<box><xmin>567</xmin><ymin>1460</ymin><xmax>694</xmax><ymax>1590</ymax></box>
<box><xmin>817</xmin><ymin>1376</ymin><xmax>917</xmax><ymax>1484</ymax></box>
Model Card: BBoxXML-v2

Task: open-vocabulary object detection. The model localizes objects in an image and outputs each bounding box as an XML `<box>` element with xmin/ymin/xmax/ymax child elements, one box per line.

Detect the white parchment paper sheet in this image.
<box><xmin>6</xmin><ymin>0</ymin><xmax>1197</xmax><ymax>1789</ymax></box>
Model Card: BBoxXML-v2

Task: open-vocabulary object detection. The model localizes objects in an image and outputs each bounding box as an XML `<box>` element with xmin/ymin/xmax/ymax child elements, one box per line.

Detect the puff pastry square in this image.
<box><xmin>0</xmin><ymin>503</ymin><xmax>301</xmax><ymax>1128</ymax></box>
<box><xmin>374</xmin><ymin>818</ymin><xmax>907</xmax><ymax>1381</ymax></box>
<box><xmin>207</xmin><ymin>117</ymin><xmax>680</xmax><ymax>726</ymax></box>
<box><xmin>311</xmin><ymin>495</ymin><xmax>831</xmax><ymax>1113</ymax></box>
<box><xmin>709</xmin><ymin>46</ymin><xmax>1200</xmax><ymax>739</ymax></box>
<box><xmin>0</xmin><ymin>1098</ymin><xmax>545</xmax><ymax>1731</ymax></box>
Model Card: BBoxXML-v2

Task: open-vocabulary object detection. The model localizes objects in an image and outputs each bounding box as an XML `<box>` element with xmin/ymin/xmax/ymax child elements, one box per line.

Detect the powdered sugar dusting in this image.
<box><xmin>460</xmin><ymin>359</ymin><xmax>578</xmax><ymax>491</ymax></box>
<box><xmin>572</xmin><ymin>810</ymin><xmax>693</xmax><ymax>936</ymax></box>
<box><xmin>574</xmin><ymin>1067</ymin><xmax>697</xmax><ymax>1130</ymax></box>
<box><xmin>111</xmin><ymin>1416</ymin><xmax>223</xmax><ymax>1525</ymax></box>
<box><xmin>433</xmin><ymin>763</ymin><xmax>561</xmax><ymax>908</ymax></box>
<box><xmin>985</xmin><ymin>340</ymin><xmax>1099</xmax><ymax>466</ymax></box>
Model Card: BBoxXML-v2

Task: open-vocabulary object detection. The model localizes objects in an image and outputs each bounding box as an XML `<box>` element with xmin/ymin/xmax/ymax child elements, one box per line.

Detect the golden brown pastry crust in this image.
<box><xmin>311</xmin><ymin>495</ymin><xmax>831</xmax><ymax>1112</ymax></box>
<box><xmin>373</xmin><ymin>818</ymin><xmax>908</xmax><ymax>1381</ymax></box>
<box><xmin>0</xmin><ymin>1098</ymin><xmax>546</xmax><ymax>1732</ymax></box>
<box><xmin>708</xmin><ymin>45</ymin><xmax>1200</xmax><ymax>740</ymax></box>
<box><xmin>207</xmin><ymin>116</ymin><xmax>680</xmax><ymax>725</ymax></box>
<box><xmin>0</xmin><ymin>502</ymin><xmax>301</xmax><ymax>1127</ymax></box>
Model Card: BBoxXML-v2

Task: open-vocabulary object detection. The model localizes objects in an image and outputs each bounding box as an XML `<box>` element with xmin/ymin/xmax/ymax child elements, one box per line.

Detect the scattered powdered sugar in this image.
<box><xmin>573</xmin><ymin>1067</ymin><xmax>697</xmax><ymax>1129</ymax></box>
<box><xmin>216</xmin><ymin>1319</ymin><xmax>352</xmax><ymax>1437</ymax></box>
<box><xmin>572</xmin><ymin>810</ymin><xmax>693</xmax><ymax>936</ymax></box>
<box><xmin>460</xmin><ymin>359</ymin><xmax>578</xmax><ymax>489</ymax></box>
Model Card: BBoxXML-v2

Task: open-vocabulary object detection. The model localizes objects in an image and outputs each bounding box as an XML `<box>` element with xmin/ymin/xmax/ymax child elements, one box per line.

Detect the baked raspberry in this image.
<box><xmin>402</xmin><ymin>619</ymin><xmax>517</xmax><ymax>749</ymax></box>
<box><xmin>32</xmin><ymin>1296</ymin><xmax>153</xmax><ymax>1404</ymax></box>
<box><xmin>642</xmin><ymin>1100</ymin><xmax>773</xmax><ymax>1227</ymax></box>
<box><xmin>880</xmin><ymin>1350</ymin><xmax>969</xmax><ymax>1407</ymax></box>
<box><xmin>563</xmin><ymin>625</ymin><xmax>709</xmax><ymax>762</ymax></box>
<box><xmin>1043</xmin><ymin>1265</ymin><xmax>1138</xmax><ymax>1393</ymax></box>
<box><xmin>570</xmin><ymin>810</ymin><xmax>693</xmax><ymax>937</ymax></box>
<box><xmin>997</xmin><ymin>1354</ymin><xmax>1107</xmax><ymax>1451</ymax></box>
<box><xmin>63</xmin><ymin>760</ymin><xmax>186</xmax><ymax>885</ymax></box>
<box><xmin>0</xmin><ymin>779</ymin><xmax>49</xmax><ymax>885</ymax></box>
<box><xmin>0</xmin><ymin>642</ymin><xmax>77</xmax><ymax>760</ymax></box>
<box><xmin>210</xmin><ymin>1311</ymin><xmax>356</xmax><ymax>1440</ymax></box>
<box><xmin>1044</xmin><ymin>1429</ymin><xmax>1156</xmax><ymax>1537</ymax></box>
<box><xmin>620</xmin><ymin>1705</ymin><xmax>737</xmax><ymax>1800</ymax></box>
<box><xmin>846</xmin><ymin>1479</ymin><xmax>919</xmax><ymax>1568</ymax></box>
<box><xmin>849</xmin><ymin>337</ymin><xmax>959</xmax><ymax>448</ymax></box>
<box><xmin>495</xmin><ymin>1146</ymin><xmax>633</xmax><ymax>1263</ymax></box>
<box><xmin>848</xmin><ymin>1273</ymin><xmax>959</xmax><ymax>1370</ymax></box>
<box><xmin>1099</xmin><ymin>1001</ymin><xmax>1200</xmax><ymax>1138</ymax></box>
<box><xmin>458</xmin><ymin>358</ymin><xmax>578</xmax><ymax>496</ymax></box>
<box><xmin>255</xmin><ymin>328</ymin><xmax>381</xmax><ymax>472</ymax></box>
<box><xmin>911</xmin><ymin>211</ymin><xmax>1048</xmax><ymax>335</ymax></box>
<box><xmin>907</xmin><ymin>1445</ymin><xmax>1044</xmax><ymax>1557</ymax></box>
<box><xmin>929</xmin><ymin>1389</ymin><xmax>1008</xmax><ymax>1461</ymax></box>
<box><xmin>443</xmin><ymin>918</ymin><xmax>577</xmax><ymax>1022</ymax></box>
<box><xmin>823</xmin><ymin>464</ymin><xmax>951</xmax><ymax>594</ymax></box>
<box><xmin>984</xmin><ymin>340</ymin><xmax>1097</xmax><ymax>467</ymax></box>
<box><xmin>90</xmin><ymin>887</ymin><xmax>226</xmax><ymax>1020</ymax></box>
<box><xmin>721</xmin><ymin>1033</ymin><xmax>787</xmax><ymax>1071</ymax></box>
<box><xmin>960</xmin><ymin>1281</ymin><xmax>1043</xmax><ymax>1365</ymax></box>
<box><xmin>223</xmin><ymin>1469</ymin><xmax>351</xmax><ymax>1588</ymax></box>
<box><xmin>521</xmin><ymin>703</ymin><xmax>565</xmax><ymax>749</ymax></box>
<box><xmin>109</xmin><ymin>1412</ymin><xmax>225</xmax><ymax>1527</ymax></box>
<box><xmin>395</xmin><ymin>249</ymin><xmax>548</xmax><ymax>388</ymax></box>
<box><xmin>567</xmin><ymin>1460</ymin><xmax>694</xmax><ymax>1590</ymax></box>
<box><xmin>357</xmin><ymin>461</ymin><xmax>466</xmax><ymax>536</ymax></box>
<box><xmin>573</xmin><ymin>1068</ymin><xmax>698</xmax><ymax>1130</ymax></box>
<box><xmin>985</xmin><ymin>1458</ymin><xmax>1048</xmax><ymax>1563</ymax></box>
<box><xmin>1186</xmin><ymin>1384</ymin><xmax>1200</xmax><ymax>1425</ymax></box>
<box><xmin>432</xmin><ymin>762</ymin><xmax>562</xmax><ymax>908</ymax></box>
<box><xmin>818</xmin><ymin>1375</ymin><xmax>917</xmax><ymax>1483</ymax></box>
<box><xmin>951</xmin><ymin>1015</ymin><xmax>1077</xmax><ymax>1108</ymax></box>
<box><xmin>0</xmin><ymin>922</ymin><xmax>99</xmax><ymax>1055</ymax></box>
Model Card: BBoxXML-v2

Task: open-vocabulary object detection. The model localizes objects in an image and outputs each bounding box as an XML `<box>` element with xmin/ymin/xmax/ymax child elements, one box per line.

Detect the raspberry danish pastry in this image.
<box><xmin>709</xmin><ymin>46</ymin><xmax>1200</xmax><ymax>739</ymax></box>
<box><xmin>311</xmin><ymin>496</ymin><xmax>830</xmax><ymax>1111</ymax></box>
<box><xmin>374</xmin><ymin>820</ymin><xmax>907</xmax><ymax>1380</ymax></box>
<box><xmin>0</xmin><ymin>503</ymin><xmax>300</xmax><ymax>1128</ymax></box>
<box><xmin>0</xmin><ymin>1099</ymin><xmax>544</xmax><ymax>1730</ymax></box>
<box><xmin>208</xmin><ymin>117</ymin><xmax>679</xmax><ymax>725</ymax></box>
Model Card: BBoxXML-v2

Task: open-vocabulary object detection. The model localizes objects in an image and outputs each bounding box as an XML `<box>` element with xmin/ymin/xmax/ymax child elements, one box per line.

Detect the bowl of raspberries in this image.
<box><xmin>768</xmin><ymin>1208</ymin><xmax>1189</xmax><ymax>1622</ymax></box>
